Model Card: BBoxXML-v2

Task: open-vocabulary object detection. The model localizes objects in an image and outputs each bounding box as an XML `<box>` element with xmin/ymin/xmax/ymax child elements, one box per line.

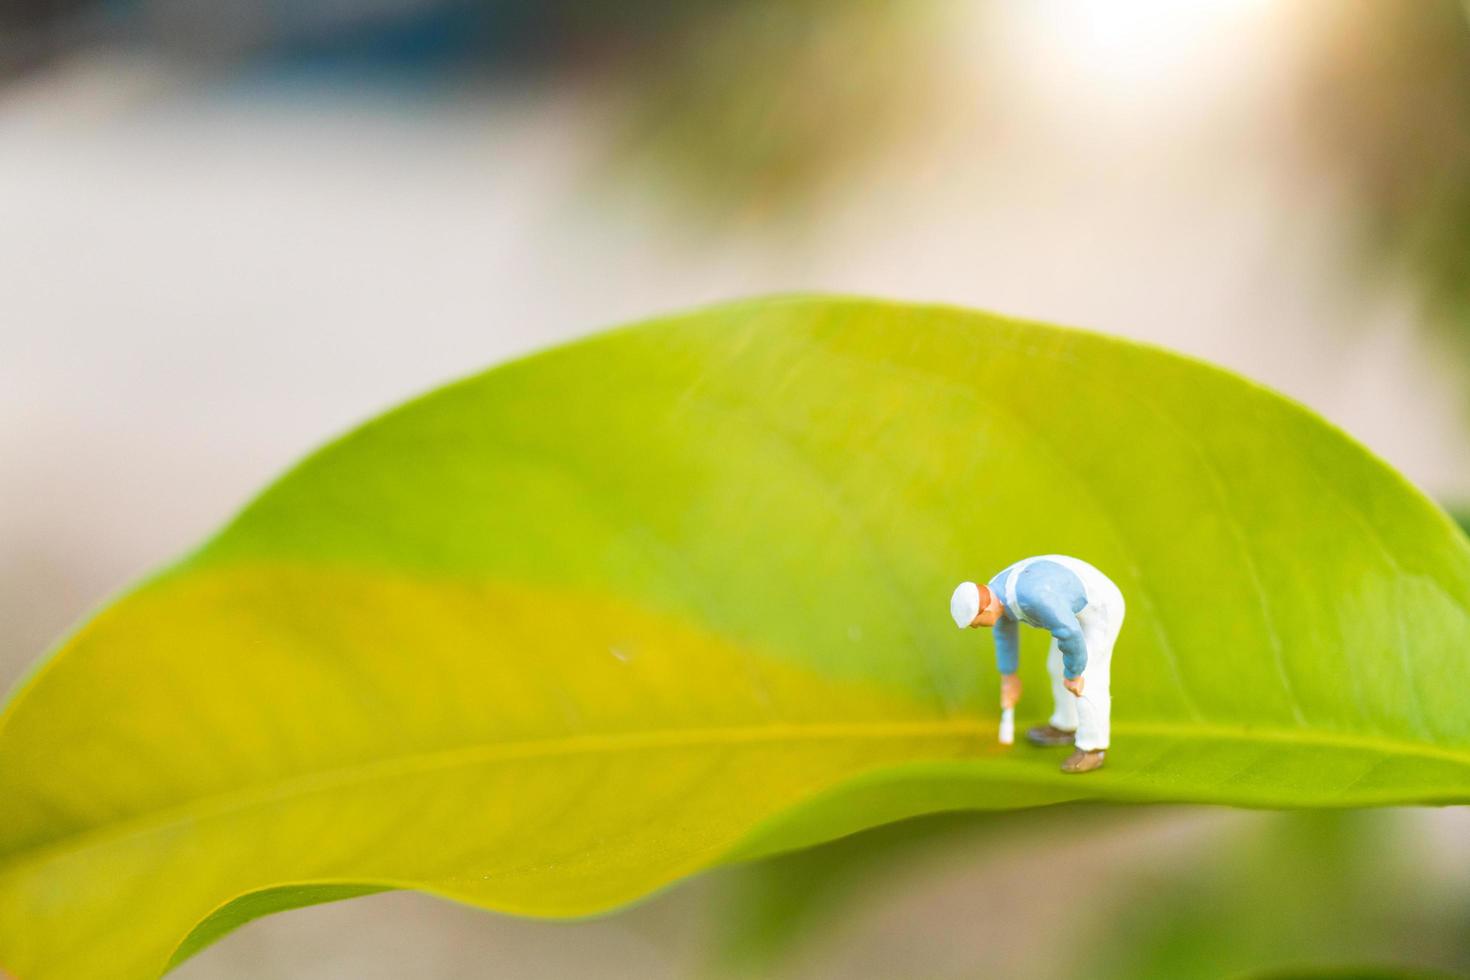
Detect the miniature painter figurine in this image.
<box><xmin>950</xmin><ymin>556</ymin><xmax>1125</xmax><ymax>774</ymax></box>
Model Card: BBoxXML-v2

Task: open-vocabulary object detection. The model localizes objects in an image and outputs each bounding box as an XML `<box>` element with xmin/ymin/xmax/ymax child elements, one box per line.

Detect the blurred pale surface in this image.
<box><xmin>171</xmin><ymin>885</ymin><xmax>715</xmax><ymax>979</ymax></box>
<box><xmin>4</xmin><ymin>1</ymin><xmax>1469</xmax><ymax>976</ymax></box>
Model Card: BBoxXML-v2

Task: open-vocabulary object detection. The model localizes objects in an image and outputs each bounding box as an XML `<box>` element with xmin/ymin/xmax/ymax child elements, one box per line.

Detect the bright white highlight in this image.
<box><xmin>1013</xmin><ymin>0</ymin><xmax>1271</xmax><ymax>108</ymax></box>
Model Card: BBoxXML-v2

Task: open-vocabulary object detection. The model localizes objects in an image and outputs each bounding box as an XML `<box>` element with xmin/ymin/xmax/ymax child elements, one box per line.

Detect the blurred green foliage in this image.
<box><xmin>1245</xmin><ymin>968</ymin><xmax>1463</xmax><ymax>980</ymax></box>
<box><xmin>708</xmin><ymin>805</ymin><xmax>1131</xmax><ymax>977</ymax></box>
<box><xmin>608</xmin><ymin>0</ymin><xmax>943</xmax><ymax>219</ymax></box>
<box><xmin>712</xmin><ymin>809</ymin><xmax>1470</xmax><ymax>979</ymax></box>
<box><xmin>1299</xmin><ymin>0</ymin><xmax>1470</xmax><ymax>341</ymax></box>
<box><xmin>1091</xmin><ymin>811</ymin><xmax>1468</xmax><ymax>979</ymax></box>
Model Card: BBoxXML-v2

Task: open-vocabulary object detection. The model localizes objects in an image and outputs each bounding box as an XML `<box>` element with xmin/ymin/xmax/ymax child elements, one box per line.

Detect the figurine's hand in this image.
<box><xmin>1000</xmin><ymin>673</ymin><xmax>1022</xmax><ymax>709</ymax></box>
<box><xmin>1063</xmin><ymin>675</ymin><xmax>1085</xmax><ymax>697</ymax></box>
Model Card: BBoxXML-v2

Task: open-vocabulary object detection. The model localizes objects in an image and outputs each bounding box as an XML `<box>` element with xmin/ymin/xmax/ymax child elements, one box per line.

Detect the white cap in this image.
<box><xmin>950</xmin><ymin>581</ymin><xmax>981</xmax><ymax>629</ymax></box>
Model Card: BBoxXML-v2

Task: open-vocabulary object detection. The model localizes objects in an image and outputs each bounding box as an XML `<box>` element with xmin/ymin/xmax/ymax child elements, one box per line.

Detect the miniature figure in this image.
<box><xmin>950</xmin><ymin>555</ymin><xmax>1125</xmax><ymax>774</ymax></box>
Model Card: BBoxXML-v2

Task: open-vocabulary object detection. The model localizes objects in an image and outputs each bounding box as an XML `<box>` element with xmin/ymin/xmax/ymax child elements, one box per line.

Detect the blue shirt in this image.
<box><xmin>988</xmin><ymin>559</ymin><xmax>1090</xmax><ymax>679</ymax></box>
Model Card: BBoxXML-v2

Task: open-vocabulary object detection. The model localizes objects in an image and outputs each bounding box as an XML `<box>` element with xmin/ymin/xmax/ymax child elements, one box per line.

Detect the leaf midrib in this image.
<box><xmin>4</xmin><ymin>716</ymin><xmax>1469</xmax><ymax>879</ymax></box>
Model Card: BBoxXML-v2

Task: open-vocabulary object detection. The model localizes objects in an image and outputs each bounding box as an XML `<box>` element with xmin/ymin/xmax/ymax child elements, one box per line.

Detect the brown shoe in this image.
<box><xmin>1025</xmin><ymin>724</ymin><xmax>1076</xmax><ymax>747</ymax></box>
<box><xmin>1061</xmin><ymin>749</ymin><xmax>1105</xmax><ymax>774</ymax></box>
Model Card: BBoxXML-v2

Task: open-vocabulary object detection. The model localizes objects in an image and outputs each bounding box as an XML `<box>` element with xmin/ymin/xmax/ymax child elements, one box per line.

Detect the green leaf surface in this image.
<box><xmin>3</xmin><ymin>296</ymin><xmax>1470</xmax><ymax>978</ymax></box>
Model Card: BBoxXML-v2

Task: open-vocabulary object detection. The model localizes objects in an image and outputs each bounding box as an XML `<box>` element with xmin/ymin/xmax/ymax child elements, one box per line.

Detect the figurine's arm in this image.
<box><xmin>993</xmin><ymin>615</ymin><xmax>1020</xmax><ymax>675</ymax></box>
<box><xmin>1033</xmin><ymin>600</ymin><xmax>1087</xmax><ymax>679</ymax></box>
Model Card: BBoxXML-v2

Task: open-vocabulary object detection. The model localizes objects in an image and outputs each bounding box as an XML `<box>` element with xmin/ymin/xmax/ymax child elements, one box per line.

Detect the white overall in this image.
<box><xmin>1004</xmin><ymin>555</ymin><xmax>1125</xmax><ymax>753</ymax></box>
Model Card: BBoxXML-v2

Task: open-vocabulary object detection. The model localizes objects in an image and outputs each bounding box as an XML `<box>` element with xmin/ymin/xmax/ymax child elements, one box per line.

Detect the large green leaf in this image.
<box><xmin>3</xmin><ymin>296</ymin><xmax>1470</xmax><ymax>979</ymax></box>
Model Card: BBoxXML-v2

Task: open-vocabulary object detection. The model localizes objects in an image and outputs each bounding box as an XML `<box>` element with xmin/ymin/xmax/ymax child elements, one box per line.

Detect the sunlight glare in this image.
<box><xmin>1032</xmin><ymin>0</ymin><xmax>1272</xmax><ymax>94</ymax></box>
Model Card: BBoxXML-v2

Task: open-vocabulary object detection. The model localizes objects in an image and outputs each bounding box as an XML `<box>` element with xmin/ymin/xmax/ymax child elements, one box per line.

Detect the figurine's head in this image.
<box><xmin>950</xmin><ymin>581</ymin><xmax>1005</xmax><ymax>629</ymax></box>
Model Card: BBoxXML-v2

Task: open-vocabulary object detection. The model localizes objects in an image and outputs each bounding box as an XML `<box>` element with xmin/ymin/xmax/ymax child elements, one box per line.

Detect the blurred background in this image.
<box><xmin>4</xmin><ymin>1</ymin><xmax>1470</xmax><ymax>976</ymax></box>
